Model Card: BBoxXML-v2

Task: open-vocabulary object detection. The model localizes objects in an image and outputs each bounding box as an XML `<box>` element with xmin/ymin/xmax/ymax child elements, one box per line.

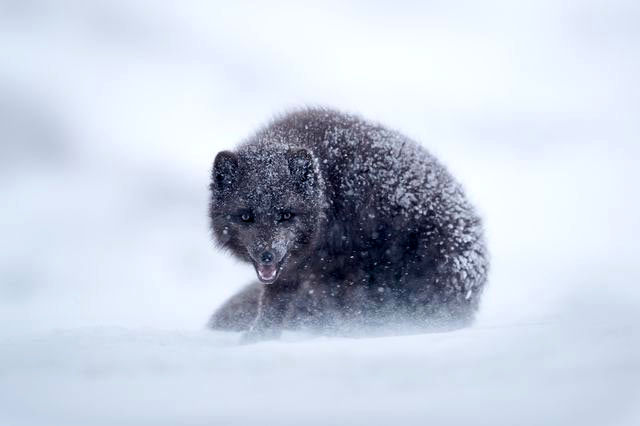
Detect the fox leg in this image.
<box><xmin>241</xmin><ymin>281</ymin><xmax>299</xmax><ymax>342</ymax></box>
<box><xmin>208</xmin><ymin>282</ymin><xmax>261</xmax><ymax>331</ymax></box>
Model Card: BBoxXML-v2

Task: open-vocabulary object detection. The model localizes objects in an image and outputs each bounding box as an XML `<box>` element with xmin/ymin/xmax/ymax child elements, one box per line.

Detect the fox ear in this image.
<box><xmin>212</xmin><ymin>151</ymin><xmax>238</xmax><ymax>192</ymax></box>
<box><xmin>288</xmin><ymin>148</ymin><xmax>316</xmax><ymax>192</ymax></box>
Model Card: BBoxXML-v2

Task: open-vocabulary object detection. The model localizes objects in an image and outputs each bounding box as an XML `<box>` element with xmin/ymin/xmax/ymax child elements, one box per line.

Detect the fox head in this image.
<box><xmin>209</xmin><ymin>146</ymin><xmax>326</xmax><ymax>284</ymax></box>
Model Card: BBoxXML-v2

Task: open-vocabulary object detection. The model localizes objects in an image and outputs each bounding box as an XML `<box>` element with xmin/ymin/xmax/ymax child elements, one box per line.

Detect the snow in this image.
<box><xmin>1</xmin><ymin>318</ymin><xmax>638</xmax><ymax>425</ymax></box>
<box><xmin>1</xmin><ymin>1</ymin><xmax>640</xmax><ymax>425</ymax></box>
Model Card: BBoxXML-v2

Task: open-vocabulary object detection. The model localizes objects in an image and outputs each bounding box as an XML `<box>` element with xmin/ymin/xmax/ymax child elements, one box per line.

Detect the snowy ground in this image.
<box><xmin>1</xmin><ymin>1</ymin><xmax>640</xmax><ymax>425</ymax></box>
<box><xmin>1</xmin><ymin>318</ymin><xmax>639</xmax><ymax>426</ymax></box>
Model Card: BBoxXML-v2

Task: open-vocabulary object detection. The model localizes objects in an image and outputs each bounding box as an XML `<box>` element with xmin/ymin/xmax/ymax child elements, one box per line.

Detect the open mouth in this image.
<box><xmin>256</xmin><ymin>264</ymin><xmax>277</xmax><ymax>283</ymax></box>
<box><xmin>254</xmin><ymin>260</ymin><xmax>284</xmax><ymax>284</ymax></box>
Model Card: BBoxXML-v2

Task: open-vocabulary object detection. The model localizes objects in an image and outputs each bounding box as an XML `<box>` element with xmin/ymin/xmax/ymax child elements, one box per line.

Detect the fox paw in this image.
<box><xmin>239</xmin><ymin>327</ymin><xmax>281</xmax><ymax>344</ymax></box>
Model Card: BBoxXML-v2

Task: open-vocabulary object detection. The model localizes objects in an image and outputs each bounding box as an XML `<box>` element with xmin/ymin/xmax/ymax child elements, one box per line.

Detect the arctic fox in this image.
<box><xmin>208</xmin><ymin>108</ymin><xmax>488</xmax><ymax>341</ymax></box>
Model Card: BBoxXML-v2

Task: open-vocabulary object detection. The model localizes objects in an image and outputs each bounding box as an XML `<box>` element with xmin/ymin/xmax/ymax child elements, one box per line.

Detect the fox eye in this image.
<box><xmin>240</xmin><ymin>212</ymin><xmax>253</xmax><ymax>222</ymax></box>
<box><xmin>279</xmin><ymin>211</ymin><xmax>294</xmax><ymax>222</ymax></box>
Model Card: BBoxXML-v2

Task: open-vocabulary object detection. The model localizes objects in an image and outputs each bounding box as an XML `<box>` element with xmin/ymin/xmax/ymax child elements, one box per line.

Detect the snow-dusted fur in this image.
<box><xmin>208</xmin><ymin>108</ymin><xmax>488</xmax><ymax>340</ymax></box>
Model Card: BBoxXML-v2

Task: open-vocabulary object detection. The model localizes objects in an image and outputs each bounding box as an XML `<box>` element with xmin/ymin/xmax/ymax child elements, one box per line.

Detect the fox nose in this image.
<box><xmin>260</xmin><ymin>251</ymin><xmax>274</xmax><ymax>264</ymax></box>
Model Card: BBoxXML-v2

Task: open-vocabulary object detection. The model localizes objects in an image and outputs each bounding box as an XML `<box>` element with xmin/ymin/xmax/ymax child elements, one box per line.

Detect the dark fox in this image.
<box><xmin>208</xmin><ymin>108</ymin><xmax>488</xmax><ymax>341</ymax></box>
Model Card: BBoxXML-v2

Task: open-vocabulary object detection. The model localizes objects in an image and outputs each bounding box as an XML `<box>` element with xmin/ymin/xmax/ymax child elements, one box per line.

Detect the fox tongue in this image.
<box><xmin>257</xmin><ymin>264</ymin><xmax>277</xmax><ymax>281</ymax></box>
